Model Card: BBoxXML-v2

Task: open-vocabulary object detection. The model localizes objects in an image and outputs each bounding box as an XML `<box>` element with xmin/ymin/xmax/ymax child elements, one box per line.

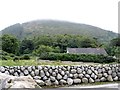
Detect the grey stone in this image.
<box><xmin>40</xmin><ymin>70</ymin><xmax>45</xmax><ymax>77</ymax></box>
<box><xmin>78</xmin><ymin>74</ymin><xmax>84</xmax><ymax>78</ymax></box>
<box><xmin>112</xmin><ymin>72</ymin><xmax>117</xmax><ymax>78</ymax></box>
<box><xmin>27</xmin><ymin>66</ymin><xmax>32</xmax><ymax>72</ymax></box>
<box><xmin>118</xmin><ymin>72</ymin><xmax>120</xmax><ymax>77</ymax></box>
<box><xmin>48</xmin><ymin>69</ymin><xmax>53</xmax><ymax>74</ymax></box>
<box><xmin>100</xmin><ymin>77</ymin><xmax>106</xmax><ymax>81</ymax></box>
<box><xmin>53</xmin><ymin>80</ymin><xmax>59</xmax><ymax>85</ymax></box>
<box><xmin>89</xmin><ymin>78</ymin><xmax>94</xmax><ymax>83</ymax></box>
<box><xmin>5</xmin><ymin>71</ymin><xmax>10</xmax><ymax>75</ymax></box>
<box><xmin>95</xmin><ymin>79</ymin><xmax>100</xmax><ymax>82</ymax></box>
<box><xmin>54</xmin><ymin>69</ymin><xmax>58</xmax><ymax>73</ymax></box>
<box><xmin>94</xmin><ymin>70</ymin><xmax>98</xmax><ymax>75</ymax></box>
<box><xmin>87</xmin><ymin>69</ymin><xmax>92</xmax><ymax>75</ymax></box>
<box><xmin>50</xmin><ymin>76</ymin><xmax>56</xmax><ymax>82</ymax></box>
<box><xmin>102</xmin><ymin>68</ymin><xmax>106</xmax><ymax>73</ymax></box>
<box><xmin>19</xmin><ymin>72</ymin><xmax>24</xmax><ymax>76</ymax></box>
<box><xmin>91</xmin><ymin>67</ymin><xmax>94</xmax><ymax>71</ymax></box>
<box><xmin>77</xmin><ymin>68</ymin><xmax>82</xmax><ymax>74</ymax></box>
<box><xmin>63</xmin><ymin>75</ymin><xmax>68</xmax><ymax>80</ymax></box>
<box><xmin>82</xmin><ymin>78</ymin><xmax>88</xmax><ymax>83</ymax></box>
<box><xmin>57</xmin><ymin>74</ymin><xmax>62</xmax><ymax>80</ymax></box>
<box><xmin>97</xmin><ymin>74</ymin><xmax>103</xmax><ymax>78</ymax></box>
<box><xmin>113</xmin><ymin>76</ymin><xmax>118</xmax><ymax>81</ymax></box>
<box><xmin>24</xmin><ymin>70</ymin><xmax>29</xmax><ymax>75</ymax></box>
<box><xmin>69</xmin><ymin>74</ymin><xmax>73</xmax><ymax>78</ymax></box>
<box><xmin>14</xmin><ymin>72</ymin><xmax>19</xmax><ymax>76</ymax></box>
<box><xmin>34</xmin><ymin>70</ymin><xmax>39</xmax><ymax>76</ymax></box>
<box><xmin>45</xmin><ymin>72</ymin><xmax>50</xmax><ymax>77</ymax></box>
<box><xmin>45</xmin><ymin>79</ymin><xmax>52</xmax><ymax>86</ymax></box>
<box><xmin>61</xmin><ymin>71</ymin><xmax>65</xmax><ymax>76</ymax></box>
<box><xmin>43</xmin><ymin>76</ymin><xmax>48</xmax><ymax>81</ymax></box>
<box><xmin>85</xmin><ymin>74</ymin><xmax>90</xmax><ymax>78</ymax></box>
<box><xmin>35</xmin><ymin>80</ymin><xmax>45</xmax><ymax>86</ymax></box>
<box><xmin>60</xmin><ymin>79</ymin><xmax>67</xmax><ymax>85</ymax></box>
<box><xmin>73</xmin><ymin>79</ymin><xmax>81</xmax><ymax>84</ymax></box>
<box><xmin>9</xmin><ymin>69</ymin><xmax>14</xmax><ymax>74</ymax></box>
<box><xmin>52</xmin><ymin>72</ymin><xmax>56</xmax><ymax>77</ymax></box>
<box><xmin>91</xmin><ymin>73</ymin><xmax>95</xmax><ymax>78</ymax></box>
<box><xmin>38</xmin><ymin>66</ymin><xmax>42</xmax><ymax>70</ymax></box>
<box><xmin>71</xmin><ymin>69</ymin><xmax>76</xmax><ymax>74</ymax></box>
<box><xmin>21</xmin><ymin>66</ymin><xmax>25</xmax><ymax>71</ymax></box>
<box><xmin>34</xmin><ymin>76</ymin><xmax>41</xmax><ymax>80</ymax></box>
<box><xmin>67</xmin><ymin>78</ymin><xmax>73</xmax><ymax>85</ymax></box>
<box><xmin>83</xmin><ymin>71</ymin><xmax>86</xmax><ymax>74</ymax></box>
<box><xmin>30</xmin><ymin>71</ymin><xmax>35</xmax><ymax>77</ymax></box>
<box><xmin>108</xmin><ymin>70</ymin><xmax>112</xmax><ymax>75</ymax></box>
<box><xmin>66</xmin><ymin>71</ymin><xmax>69</xmax><ymax>75</ymax></box>
<box><xmin>107</xmin><ymin>75</ymin><xmax>113</xmax><ymax>81</ymax></box>
<box><xmin>73</xmin><ymin>73</ymin><xmax>78</xmax><ymax>78</ymax></box>
<box><xmin>32</xmin><ymin>66</ymin><xmax>36</xmax><ymax>71</ymax></box>
<box><xmin>98</xmin><ymin>69</ymin><xmax>102</xmax><ymax>74</ymax></box>
<box><xmin>0</xmin><ymin>67</ymin><xmax>5</xmax><ymax>72</ymax></box>
<box><xmin>103</xmin><ymin>73</ymin><xmax>108</xmax><ymax>78</ymax></box>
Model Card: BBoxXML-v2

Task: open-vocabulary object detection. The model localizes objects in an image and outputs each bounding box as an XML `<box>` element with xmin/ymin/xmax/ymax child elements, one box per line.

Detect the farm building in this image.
<box><xmin>67</xmin><ymin>48</ymin><xmax>108</xmax><ymax>55</ymax></box>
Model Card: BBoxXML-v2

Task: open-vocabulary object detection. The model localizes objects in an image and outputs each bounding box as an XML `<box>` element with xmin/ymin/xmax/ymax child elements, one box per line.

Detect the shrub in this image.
<box><xmin>39</xmin><ymin>53</ymin><xmax>116</xmax><ymax>63</ymax></box>
<box><xmin>13</xmin><ymin>56</ymin><xmax>19</xmax><ymax>61</ymax></box>
<box><xmin>2</xmin><ymin>56</ymin><xmax>7</xmax><ymax>60</ymax></box>
<box><xmin>21</xmin><ymin>55</ymin><xmax>30</xmax><ymax>60</ymax></box>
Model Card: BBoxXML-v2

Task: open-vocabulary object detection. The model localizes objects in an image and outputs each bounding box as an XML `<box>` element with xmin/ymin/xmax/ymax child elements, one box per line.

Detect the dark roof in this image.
<box><xmin>67</xmin><ymin>48</ymin><xmax>107</xmax><ymax>55</ymax></box>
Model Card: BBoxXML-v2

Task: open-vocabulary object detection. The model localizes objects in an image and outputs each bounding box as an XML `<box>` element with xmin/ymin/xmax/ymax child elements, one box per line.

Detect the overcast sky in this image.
<box><xmin>0</xmin><ymin>0</ymin><xmax>119</xmax><ymax>33</ymax></box>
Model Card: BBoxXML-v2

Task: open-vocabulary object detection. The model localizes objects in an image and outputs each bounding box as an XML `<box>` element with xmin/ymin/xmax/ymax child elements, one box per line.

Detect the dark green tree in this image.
<box><xmin>2</xmin><ymin>34</ymin><xmax>19</xmax><ymax>54</ymax></box>
<box><xmin>20</xmin><ymin>39</ymin><xmax>34</xmax><ymax>54</ymax></box>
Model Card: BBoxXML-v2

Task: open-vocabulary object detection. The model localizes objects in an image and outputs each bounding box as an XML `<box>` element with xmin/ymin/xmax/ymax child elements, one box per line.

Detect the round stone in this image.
<box><xmin>57</xmin><ymin>74</ymin><xmax>62</xmax><ymax>80</ymax></box>
<box><xmin>63</xmin><ymin>75</ymin><xmax>68</xmax><ymax>80</ymax></box>
<box><xmin>87</xmin><ymin>69</ymin><xmax>92</xmax><ymax>75</ymax></box>
<box><xmin>34</xmin><ymin>76</ymin><xmax>41</xmax><ymax>80</ymax></box>
<box><xmin>112</xmin><ymin>72</ymin><xmax>117</xmax><ymax>78</ymax></box>
<box><xmin>71</xmin><ymin>69</ymin><xmax>76</xmax><ymax>74</ymax></box>
<box><xmin>60</xmin><ymin>79</ymin><xmax>67</xmax><ymax>85</ymax></box>
<box><xmin>52</xmin><ymin>72</ymin><xmax>56</xmax><ymax>77</ymax></box>
<box><xmin>40</xmin><ymin>70</ymin><xmax>45</xmax><ymax>77</ymax></box>
<box><xmin>45</xmin><ymin>79</ymin><xmax>52</xmax><ymax>86</ymax></box>
<box><xmin>82</xmin><ymin>78</ymin><xmax>88</xmax><ymax>83</ymax></box>
<box><xmin>100</xmin><ymin>77</ymin><xmax>106</xmax><ymax>82</ymax></box>
<box><xmin>107</xmin><ymin>75</ymin><xmax>113</xmax><ymax>81</ymax></box>
<box><xmin>89</xmin><ymin>78</ymin><xmax>94</xmax><ymax>83</ymax></box>
<box><xmin>24</xmin><ymin>70</ymin><xmax>29</xmax><ymax>75</ymax></box>
<box><xmin>78</xmin><ymin>74</ymin><xmax>84</xmax><ymax>78</ymax></box>
<box><xmin>35</xmin><ymin>80</ymin><xmax>45</xmax><ymax>86</ymax></box>
<box><xmin>73</xmin><ymin>79</ymin><xmax>81</xmax><ymax>84</ymax></box>
<box><xmin>113</xmin><ymin>76</ymin><xmax>118</xmax><ymax>81</ymax></box>
<box><xmin>77</xmin><ymin>68</ymin><xmax>82</xmax><ymax>74</ymax></box>
<box><xmin>34</xmin><ymin>70</ymin><xmax>39</xmax><ymax>76</ymax></box>
<box><xmin>50</xmin><ymin>76</ymin><xmax>56</xmax><ymax>82</ymax></box>
<box><xmin>67</xmin><ymin>78</ymin><xmax>73</xmax><ymax>85</ymax></box>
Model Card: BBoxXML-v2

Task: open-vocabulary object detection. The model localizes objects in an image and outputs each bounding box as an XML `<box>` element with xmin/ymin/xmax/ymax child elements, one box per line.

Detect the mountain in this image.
<box><xmin>0</xmin><ymin>20</ymin><xmax>118</xmax><ymax>43</ymax></box>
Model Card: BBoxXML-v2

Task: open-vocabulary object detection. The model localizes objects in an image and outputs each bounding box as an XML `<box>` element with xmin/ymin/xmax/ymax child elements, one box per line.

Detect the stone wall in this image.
<box><xmin>0</xmin><ymin>64</ymin><xmax>120</xmax><ymax>86</ymax></box>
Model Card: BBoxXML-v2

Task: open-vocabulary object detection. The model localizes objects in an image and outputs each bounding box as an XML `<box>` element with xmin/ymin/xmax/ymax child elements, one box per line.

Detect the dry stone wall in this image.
<box><xmin>0</xmin><ymin>64</ymin><xmax>120</xmax><ymax>86</ymax></box>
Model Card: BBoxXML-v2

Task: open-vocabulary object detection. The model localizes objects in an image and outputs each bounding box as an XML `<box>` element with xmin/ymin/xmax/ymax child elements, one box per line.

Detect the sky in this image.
<box><xmin>0</xmin><ymin>0</ymin><xmax>119</xmax><ymax>33</ymax></box>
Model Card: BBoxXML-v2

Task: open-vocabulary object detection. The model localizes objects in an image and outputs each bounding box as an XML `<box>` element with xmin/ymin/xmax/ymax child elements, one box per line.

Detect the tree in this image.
<box><xmin>2</xmin><ymin>34</ymin><xmax>19</xmax><ymax>54</ymax></box>
<box><xmin>34</xmin><ymin>45</ymin><xmax>54</xmax><ymax>56</ymax></box>
<box><xmin>20</xmin><ymin>39</ymin><xmax>34</xmax><ymax>54</ymax></box>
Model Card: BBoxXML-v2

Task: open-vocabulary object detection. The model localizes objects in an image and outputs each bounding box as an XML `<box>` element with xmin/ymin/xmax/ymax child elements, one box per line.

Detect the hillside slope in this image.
<box><xmin>1</xmin><ymin>20</ymin><xmax>118</xmax><ymax>43</ymax></box>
